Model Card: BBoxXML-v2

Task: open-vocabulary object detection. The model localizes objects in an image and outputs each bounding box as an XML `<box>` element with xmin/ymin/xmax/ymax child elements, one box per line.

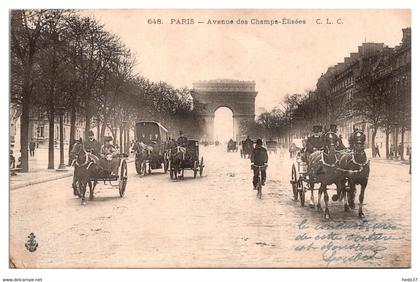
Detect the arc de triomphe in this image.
<box><xmin>192</xmin><ymin>80</ymin><xmax>258</xmax><ymax>141</ymax></box>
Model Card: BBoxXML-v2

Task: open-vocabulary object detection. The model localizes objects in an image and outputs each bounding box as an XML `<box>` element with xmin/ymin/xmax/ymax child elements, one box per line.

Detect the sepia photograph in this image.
<box><xmin>7</xmin><ymin>8</ymin><xmax>412</xmax><ymax>271</ymax></box>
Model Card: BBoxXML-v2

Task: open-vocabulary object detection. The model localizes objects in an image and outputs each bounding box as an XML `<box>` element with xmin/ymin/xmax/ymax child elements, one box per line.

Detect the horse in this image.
<box><xmin>168</xmin><ymin>145</ymin><xmax>185</xmax><ymax>180</ymax></box>
<box><xmin>133</xmin><ymin>141</ymin><xmax>152</xmax><ymax>175</ymax></box>
<box><xmin>306</xmin><ymin>132</ymin><xmax>344</xmax><ymax>219</ymax></box>
<box><xmin>337</xmin><ymin>132</ymin><xmax>370</xmax><ymax>218</ymax></box>
<box><xmin>70</xmin><ymin>142</ymin><xmax>101</xmax><ymax>205</ymax></box>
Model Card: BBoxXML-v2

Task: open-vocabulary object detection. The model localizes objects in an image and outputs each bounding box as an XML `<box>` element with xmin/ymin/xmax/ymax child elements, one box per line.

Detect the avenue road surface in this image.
<box><xmin>9</xmin><ymin>145</ymin><xmax>410</xmax><ymax>268</ymax></box>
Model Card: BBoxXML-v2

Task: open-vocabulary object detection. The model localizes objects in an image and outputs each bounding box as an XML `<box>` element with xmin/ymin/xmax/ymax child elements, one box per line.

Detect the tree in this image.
<box><xmin>11</xmin><ymin>10</ymin><xmax>48</xmax><ymax>172</ymax></box>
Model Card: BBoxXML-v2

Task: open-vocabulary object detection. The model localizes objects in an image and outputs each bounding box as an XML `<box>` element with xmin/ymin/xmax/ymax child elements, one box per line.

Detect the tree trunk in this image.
<box><xmin>119</xmin><ymin>125</ymin><xmax>123</xmax><ymax>152</ymax></box>
<box><xmin>401</xmin><ymin>126</ymin><xmax>405</xmax><ymax>161</ymax></box>
<box><xmin>19</xmin><ymin>94</ymin><xmax>30</xmax><ymax>172</ymax></box>
<box><xmin>68</xmin><ymin>104</ymin><xmax>76</xmax><ymax>165</ymax></box>
<box><xmin>385</xmin><ymin>127</ymin><xmax>390</xmax><ymax>159</ymax></box>
<box><xmin>371</xmin><ymin>126</ymin><xmax>378</xmax><ymax>158</ymax></box>
<box><xmin>48</xmin><ymin>107</ymin><xmax>55</xmax><ymax>169</ymax></box>
<box><xmin>394</xmin><ymin>125</ymin><xmax>399</xmax><ymax>158</ymax></box>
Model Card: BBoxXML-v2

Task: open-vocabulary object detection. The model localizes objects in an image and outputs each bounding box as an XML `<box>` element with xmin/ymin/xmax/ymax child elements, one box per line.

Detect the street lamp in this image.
<box><xmin>56</xmin><ymin>106</ymin><xmax>67</xmax><ymax>171</ymax></box>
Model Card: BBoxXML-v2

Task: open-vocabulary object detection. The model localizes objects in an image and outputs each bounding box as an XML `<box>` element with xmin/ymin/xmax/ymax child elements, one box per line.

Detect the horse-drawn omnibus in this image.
<box><xmin>133</xmin><ymin>121</ymin><xmax>170</xmax><ymax>175</ymax></box>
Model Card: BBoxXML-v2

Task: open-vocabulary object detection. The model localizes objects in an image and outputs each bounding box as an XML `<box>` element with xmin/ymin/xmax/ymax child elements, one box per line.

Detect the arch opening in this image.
<box><xmin>214</xmin><ymin>107</ymin><xmax>234</xmax><ymax>143</ymax></box>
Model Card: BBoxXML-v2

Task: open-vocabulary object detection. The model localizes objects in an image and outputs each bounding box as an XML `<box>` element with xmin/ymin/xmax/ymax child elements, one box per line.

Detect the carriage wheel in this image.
<box><xmin>291</xmin><ymin>164</ymin><xmax>298</xmax><ymax>201</ymax></box>
<box><xmin>119</xmin><ymin>160</ymin><xmax>128</xmax><ymax>197</ymax></box>
<box><xmin>193</xmin><ymin>161</ymin><xmax>198</xmax><ymax>179</ymax></box>
<box><xmin>298</xmin><ymin>180</ymin><xmax>305</xmax><ymax>206</ymax></box>
<box><xmin>199</xmin><ymin>157</ymin><xmax>204</xmax><ymax>177</ymax></box>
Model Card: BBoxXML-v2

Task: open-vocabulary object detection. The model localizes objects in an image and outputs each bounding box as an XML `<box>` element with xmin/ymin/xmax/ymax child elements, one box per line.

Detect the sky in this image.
<box><xmin>82</xmin><ymin>9</ymin><xmax>410</xmax><ymax>113</ymax></box>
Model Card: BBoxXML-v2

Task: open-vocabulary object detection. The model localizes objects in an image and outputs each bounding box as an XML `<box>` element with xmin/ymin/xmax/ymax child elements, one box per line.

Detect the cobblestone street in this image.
<box><xmin>9</xmin><ymin>146</ymin><xmax>410</xmax><ymax>268</ymax></box>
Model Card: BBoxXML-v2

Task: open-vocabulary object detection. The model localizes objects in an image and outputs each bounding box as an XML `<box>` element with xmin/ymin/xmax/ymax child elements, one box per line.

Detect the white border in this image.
<box><xmin>1</xmin><ymin>1</ymin><xmax>418</xmax><ymax>282</ymax></box>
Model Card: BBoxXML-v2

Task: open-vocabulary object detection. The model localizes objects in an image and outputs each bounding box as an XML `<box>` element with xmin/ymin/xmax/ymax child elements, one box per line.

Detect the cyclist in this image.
<box><xmin>250</xmin><ymin>138</ymin><xmax>268</xmax><ymax>190</ymax></box>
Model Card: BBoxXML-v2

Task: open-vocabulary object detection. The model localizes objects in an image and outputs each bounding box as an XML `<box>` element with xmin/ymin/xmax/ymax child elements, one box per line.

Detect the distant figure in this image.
<box><xmin>375</xmin><ymin>144</ymin><xmax>381</xmax><ymax>158</ymax></box>
<box><xmin>29</xmin><ymin>140</ymin><xmax>36</xmax><ymax>157</ymax></box>
<box><xmin>9</xmin><ymin>150</ymin><xmax>15</xmax><ymax>169</ymax></box>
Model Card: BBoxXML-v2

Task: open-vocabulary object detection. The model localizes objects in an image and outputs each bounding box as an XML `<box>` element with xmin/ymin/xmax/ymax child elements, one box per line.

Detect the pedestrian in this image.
<box><xmin>9</xmin><ymin>150</ymin><xmax>15</xmax><ymax>168</ymax></box>
<box><xmin>375</xmin><ymin>143</ymin><xmax>380</xmax><ymax>158</ymax></box>
<box><xmin>29</xmin><ymin>140</ymin><xmax>36</xmax><ymax>157</ymax></box>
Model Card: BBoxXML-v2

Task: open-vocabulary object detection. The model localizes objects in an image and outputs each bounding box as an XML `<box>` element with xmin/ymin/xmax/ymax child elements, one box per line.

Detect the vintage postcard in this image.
<box><xmin>9</xmin><ymin>9</ymin><xmax>411</xmax><ymax>268</ymax></box>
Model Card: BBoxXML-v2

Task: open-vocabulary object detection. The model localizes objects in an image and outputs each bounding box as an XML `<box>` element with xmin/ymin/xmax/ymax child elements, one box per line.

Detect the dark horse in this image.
<box><xmin>337</xmin><ymin>132</ymin><xmax>370</xmax><ymax>218</ymax></box>
<box><xmin>169</xmin><ymin>145</ymin><xmax>185</xmax><ymax>180</ymax></box>
<box><xmin>70</xmin><ymin>142</ymin><xmax>101</xmax><ymax>205</ymax></box>
<box><xmin>307</xmin><ymin>132</ymin><xmax>344</xmax><ymax>219</ymax></box>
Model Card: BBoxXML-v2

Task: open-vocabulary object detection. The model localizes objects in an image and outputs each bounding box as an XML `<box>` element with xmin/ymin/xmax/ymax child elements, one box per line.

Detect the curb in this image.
<box><xmin>10</xmin><ymin>158</ymin><xmax>135</xmax><ymax>190</ymax></box>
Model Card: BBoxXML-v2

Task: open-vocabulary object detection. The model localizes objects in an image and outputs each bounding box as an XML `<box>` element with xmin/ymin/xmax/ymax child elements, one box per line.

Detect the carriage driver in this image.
<box><xmin>99</xmin><ymin>136</ymin><xmax>120</xmax><ymax>176</ymax></box>
<box><xmin>306</xmin><ymin>125</ymin><xmax>324</xmax><ymax>154</ymax></box>
<box><xmin>177</xmin><ymin>130</ymin><xmax>188</xmax><ymax>160</ymax></box>
<box><xmin>250</xmin><ymin>139</ymin><xmax>268</xmax><ymax>190</ymax></box>
<box><xmin>84</xmin><ymin>130</ymin><xmax>100</xmax><ymax>157</ymax></box>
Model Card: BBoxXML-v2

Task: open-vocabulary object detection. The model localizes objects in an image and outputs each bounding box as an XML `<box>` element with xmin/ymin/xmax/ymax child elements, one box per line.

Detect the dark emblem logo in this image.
<box><xmin>25</xmin><ymin>232</ymin><xmax>38</xmax><ymax>252</ymax></box>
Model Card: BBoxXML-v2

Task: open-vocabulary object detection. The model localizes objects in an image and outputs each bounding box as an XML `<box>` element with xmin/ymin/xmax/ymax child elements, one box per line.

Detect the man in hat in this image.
<box><xmin>306</xmin><ymin>125</ymin><xmax>324</xmax><ymax>155</ymax></box>
<box><xmin>177</xmin><ymin>131</ymin><xmax>188</xmax><ymax>160</ymax></box>
<box><xmin>177</xmin><ymin>130</ymin><xmax>188</xmax><ymax>147</ymax></box>
<box><xmin>99</xmin><ymin>136</ymin><xmax>120</xmax><ymax>176</ymax></box>
<box><xmin>83</xmin><ymin>130</ymin><xmax>100</xmax><ymax>157</ymax></box>
<box><xmin>250</xmin><ymin>138</ymin><xmax>268</xmax><ymax>189</ymax></box>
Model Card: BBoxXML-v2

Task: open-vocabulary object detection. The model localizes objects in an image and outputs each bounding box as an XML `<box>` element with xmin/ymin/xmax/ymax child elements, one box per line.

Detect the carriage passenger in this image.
<box><xmin>99</xmin><ymin>136</ymin><xmax>120</xmax><ymax>176</ymax></box>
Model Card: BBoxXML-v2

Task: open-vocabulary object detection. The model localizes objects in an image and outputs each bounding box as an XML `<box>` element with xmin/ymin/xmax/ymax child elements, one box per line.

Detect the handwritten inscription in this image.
<box><xmin>294</xmin><ymin>219</ymin><xmax>401</xmax><ymax>266</ymax></box>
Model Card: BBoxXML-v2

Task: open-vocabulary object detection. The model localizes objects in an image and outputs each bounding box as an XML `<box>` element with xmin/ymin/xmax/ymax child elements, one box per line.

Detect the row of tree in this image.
<box><xmin>11</xmin><ymin>10</ymin><xmax>201</xmax><ymax>172</ymax></box>
<box><xmin>245</xmin><ymin>45</ymin><xmax>411</xmax><ymax>159</ymax></box>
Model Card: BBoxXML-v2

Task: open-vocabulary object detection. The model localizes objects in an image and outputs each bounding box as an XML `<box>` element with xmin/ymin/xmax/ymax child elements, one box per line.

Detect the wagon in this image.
<box><xmin>227</xmin><ymin>140</ymin><xmax>238</xmax><ymax>152</ymax></box>
<box><xmin>133</xmin><ymin>121</ymin><xmax>170</xmax><ymax>176</ymax></box>
<box><xmin>170</xmin><ymin>140</ymin><xmax>204</xmax><ymax>179</ymax></box>
<box><xmin>94</xmin><ymin>155</ymin><xmax>129</xmax><ymax>198</ymax></box>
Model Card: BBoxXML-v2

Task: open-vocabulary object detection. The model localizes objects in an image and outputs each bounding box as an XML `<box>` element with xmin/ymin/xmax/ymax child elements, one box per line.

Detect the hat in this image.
<box><xmin>88</xmin><ymin>130</ymin><xmax>95</xmax><ymax>137</ymax></box>
<box><xmin>312</xmin><ymin>125</ymin><xmax>322</xmax><ymax>133</ymax></box>
<box><xmin>104</xmin><ymin>136</ymin><xmax>113</xmax><ymax>142</ymax></box>
<box><xmin>256</xmin><ymin>139</ymin><xmax>263</xmax><ymax>145</ymax></box>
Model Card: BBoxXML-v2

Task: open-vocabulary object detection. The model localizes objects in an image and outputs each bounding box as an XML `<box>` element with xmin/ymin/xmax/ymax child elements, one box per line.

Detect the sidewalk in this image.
<box><xmin>10</xmin><ymin>148</ymin><xmax>134</xmax><ymax>190</ymax></box>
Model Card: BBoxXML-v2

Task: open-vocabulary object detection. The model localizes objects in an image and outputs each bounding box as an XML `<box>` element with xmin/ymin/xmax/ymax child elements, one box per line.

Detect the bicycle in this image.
<box><xmin>252</xmin><ymin>164</ymin><xmax>268</xmax><ymax>199</ymax></box>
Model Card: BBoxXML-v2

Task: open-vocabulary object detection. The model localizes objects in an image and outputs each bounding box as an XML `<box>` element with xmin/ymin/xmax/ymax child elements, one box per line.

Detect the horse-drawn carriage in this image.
<box><xmin>71</xmin><ymin>142</ymin><xmax>128</xmax><ymax>205</ymax></box>
<box><xmin>169</xmin><ymin>139</ymin><xmax>204</xmax><ymax>180</ymax></box>
<box><xmin>290</xmin><ymin>131</ymin><xmax>370</xmax><ymax>219</ymax></box>
<box><xmin>266</xmin><ymin>140</ymin><xmax>278</xmax><ymax>154</ymax></box>
<box><xmin>133</xmin><ymin>121</ymin><xmax>170</xmax><ymax>176</ymax></box>
<box><xmin>227</xmin><ymin>140</ymin><xmax>238</xmax><ymax>152</ymax></box>
<box><xmin>240</xmin><ymin>140</ymin><xmax>254</xmax><ymax>158</ymax></box>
